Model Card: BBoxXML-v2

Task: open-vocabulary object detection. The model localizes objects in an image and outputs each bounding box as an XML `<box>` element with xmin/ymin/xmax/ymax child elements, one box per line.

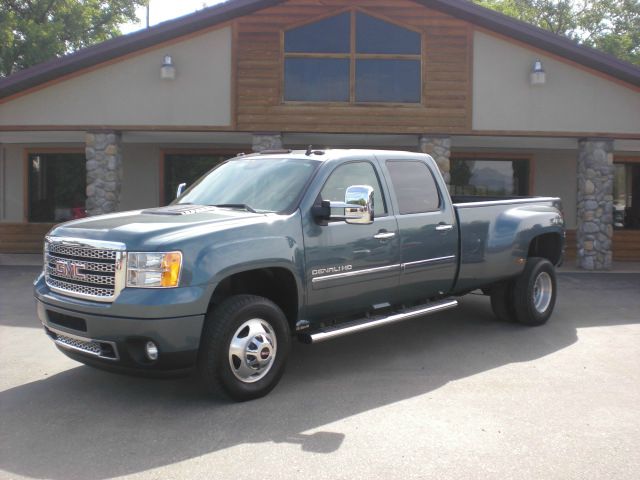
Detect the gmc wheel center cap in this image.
<box><xmin>260</xmin><ymin>347</ymin><xmax>271</xmax><ymax>360</ymax></box>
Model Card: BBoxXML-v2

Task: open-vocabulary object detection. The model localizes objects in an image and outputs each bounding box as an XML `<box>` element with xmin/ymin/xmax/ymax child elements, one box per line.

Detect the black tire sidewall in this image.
<box><xmin>514</xmin><ymin>257</ymin><xmax>557</xmax><ymax>326</ymax></box>
<box><xmin>490</xmin><ymin>281</ymin><xmax>516</xmax><ymax>322</ymax></box>
<box><xmin>199</xmin><ymin>295</ymin><xmax>290</xmax><ymax>401</ymax></box>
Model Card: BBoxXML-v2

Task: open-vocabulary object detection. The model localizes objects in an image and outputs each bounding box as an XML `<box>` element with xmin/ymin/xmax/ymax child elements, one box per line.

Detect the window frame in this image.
<box><xmin>281</xmin><ymin>7</ymin><xmax>424</xmax><ymax>106</ymax></box>
<box><xmin>318</xmin><ymin>159</ymin><xmax>390</xmax><ymax>220</ymax></box>
<box><xmin>23</xmin><ymin>147</ymin><xmax>86</xmax><ymax>223</ymax></box>
<box><xmin>449</xmin><ymin>153</ymin><xmax>534</xmax><ymax>198</ymax></box>
<box><xmin>385</xmin><ymin>159</ymin><xmax>443</xmax><ymax>215</ymax></box>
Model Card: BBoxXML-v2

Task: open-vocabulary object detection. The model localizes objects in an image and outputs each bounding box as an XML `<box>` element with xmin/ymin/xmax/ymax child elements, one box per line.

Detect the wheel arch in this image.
<box><xmin>527</xmin><ymin>232</ymin><xmax>563</xmax><ymax>266</ymax></box>
<box><xmin>208</xmin><ymin>266</ymin><xmax>300</xmax><ymax>330</ymax></box>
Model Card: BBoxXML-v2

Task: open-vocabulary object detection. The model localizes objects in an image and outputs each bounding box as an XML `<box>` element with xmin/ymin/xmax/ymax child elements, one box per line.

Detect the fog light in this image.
<box><xmin>145</xmin><ymin>341</ymin><xmax>159</xmax><ymax>361</ymax></box>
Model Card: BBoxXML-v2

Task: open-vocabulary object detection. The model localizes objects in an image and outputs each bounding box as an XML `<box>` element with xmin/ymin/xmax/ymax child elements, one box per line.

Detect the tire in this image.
<box><xmin>512</xmin><ymin>257</ymin><xmax>557</xmax><ymax>326</ymax></box>
<box><xmin>197</xmin><ymin>294</ymin><xmax>291</xmax><ymax>401</ymax></box>
<box><xmin>490</xmin><ymin>280</ymin><xmax>516</xmax><ymax>322</ymax></box>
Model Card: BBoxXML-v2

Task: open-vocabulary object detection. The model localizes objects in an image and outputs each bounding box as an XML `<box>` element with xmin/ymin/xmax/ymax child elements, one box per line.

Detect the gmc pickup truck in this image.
<box><xmin>34</xmin><ymin>149</ymin><xmax>565</xmax><ymax>401</ymax></box>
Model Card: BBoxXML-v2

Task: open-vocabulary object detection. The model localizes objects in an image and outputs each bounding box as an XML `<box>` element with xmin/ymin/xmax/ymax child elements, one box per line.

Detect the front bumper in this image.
<box><xmin>35</xmin><ymin>274</ymin><xmax>207</xmax><ymax>375</ymax></box>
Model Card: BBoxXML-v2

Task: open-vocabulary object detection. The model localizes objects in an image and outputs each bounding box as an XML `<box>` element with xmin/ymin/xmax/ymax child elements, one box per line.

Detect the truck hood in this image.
<box><xmin>47</xmin><ymin>205</ymin><xmax>270</xmax><ymax>250</ymax></box>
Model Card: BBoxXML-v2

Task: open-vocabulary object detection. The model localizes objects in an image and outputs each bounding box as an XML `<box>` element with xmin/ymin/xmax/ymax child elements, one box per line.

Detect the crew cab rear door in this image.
<box><xmin>379</xmin><ymin>155</ymin><xmax>458</xmax><ymax>301</ymax></box>
<box><xmin>303</xmin><ymin>159</ymin><xmax>401</xmax><ymax>320</ymax></box>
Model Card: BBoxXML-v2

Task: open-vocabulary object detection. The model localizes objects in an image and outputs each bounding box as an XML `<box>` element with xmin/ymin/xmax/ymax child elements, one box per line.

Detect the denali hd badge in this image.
<box><xmin>312</xmin><ymin>265</ymin><xmax>353</xmax><ymax>276</ymax></box>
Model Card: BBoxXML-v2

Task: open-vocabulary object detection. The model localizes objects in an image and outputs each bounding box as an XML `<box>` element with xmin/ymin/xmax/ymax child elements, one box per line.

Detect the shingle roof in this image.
<box><xmin>0</xmin><ymin>0</ymin><xmax>638</xmax><ymax>100</ymax></box>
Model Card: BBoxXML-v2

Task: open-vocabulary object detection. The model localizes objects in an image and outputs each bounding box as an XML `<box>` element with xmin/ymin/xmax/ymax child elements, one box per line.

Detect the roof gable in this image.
<box><xmin>0</xmin><ymin>0</ymin><xmax>638</xmax><ymax>101</ymax></box>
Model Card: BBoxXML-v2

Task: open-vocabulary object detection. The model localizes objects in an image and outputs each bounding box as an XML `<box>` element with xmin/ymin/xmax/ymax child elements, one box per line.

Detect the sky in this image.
<box><xmin>121</xmin><ymin>0</ymin><xmax>227</xmax><ymax>34</ymax></box>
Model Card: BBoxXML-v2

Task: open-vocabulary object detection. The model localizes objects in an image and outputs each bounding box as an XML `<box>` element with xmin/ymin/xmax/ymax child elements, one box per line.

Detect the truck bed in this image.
<box><xmin>450</xmin><ymin>195</ymin><xmax>563</xmax><ymax>293</ymax></box>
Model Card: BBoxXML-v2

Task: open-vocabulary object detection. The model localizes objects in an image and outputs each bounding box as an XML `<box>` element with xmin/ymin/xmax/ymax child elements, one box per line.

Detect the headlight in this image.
<box><xmin>126</xmin><ymin>252</ymin><xmax>182</xmax><ymax>288</ymax></box>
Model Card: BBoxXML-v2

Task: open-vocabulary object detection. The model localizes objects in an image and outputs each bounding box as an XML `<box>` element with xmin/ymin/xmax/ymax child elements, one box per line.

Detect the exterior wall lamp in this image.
<box><xmin>530</xmin><ymin>59</ymin><xmax>546</xmax><ymax>85</ymax></box>
<box><xmin>161</xmin><ymin>54</ymin><xmax>176</xmax><ymax>80</ymax></box>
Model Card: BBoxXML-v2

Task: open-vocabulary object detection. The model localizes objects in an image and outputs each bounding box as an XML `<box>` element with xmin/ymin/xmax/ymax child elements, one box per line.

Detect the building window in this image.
<box><xmin>284</xmin><ymin>10</ymin><xmax>422</xmax><ymax>104</ymax></box>
<box><xmin>28</xmin><ymin>152</ymin><xmax>86</xmax><ymax>223</ymax></box>
<box><xmin>450</xmin><ymin>158</ymin><xmax>530</xmax><ymax>197</ymax></box>
<box><xmin>163</xmin><ymin>153</ymin><xmax>235</xmax><ymax>205</ymax></box>
<box><xmin>614</xmin><ymin>162</ymin><xmax>640</xmax><ymax>229</ymax></box>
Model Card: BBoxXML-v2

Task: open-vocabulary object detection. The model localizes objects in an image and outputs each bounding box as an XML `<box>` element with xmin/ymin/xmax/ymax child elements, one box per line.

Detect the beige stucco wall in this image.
<box><xmin>120</xmin><ymin>144</ymin><xmax>162</xmax><ymax>211</ymax></box>
<box><xmin>473</xmin><ymin>31</ymin><xmax>640</xmax><ymax>134</ymax></box>
<box><xmin>0</xmin><ymin>27</ymin><xmax>232</xmax><ymax>127</ymax></box>
<box><xmin>532</xmin><ymin>151</ymin><xmax>577</xmax><ymax>229</ymax></box>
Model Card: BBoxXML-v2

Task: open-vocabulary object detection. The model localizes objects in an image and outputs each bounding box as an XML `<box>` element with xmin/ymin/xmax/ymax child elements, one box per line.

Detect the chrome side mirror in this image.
<box><xmin>176</xmin><ymin>182</ymin><xmax>187</xmax><ymax>198</ymax></box>
<box><xmin>312</xmin><ymin>185</ymin><xmax>375</xmax><ymax>225</ymax></box>
<box><xmin>342</xmin><ymin>185</ymin><xmax>374</xmax><ymax>224</ymax></box>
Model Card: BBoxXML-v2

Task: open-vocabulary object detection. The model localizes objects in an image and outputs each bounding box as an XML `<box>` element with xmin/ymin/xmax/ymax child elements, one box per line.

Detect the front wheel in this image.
<box><xmin>198</xmin><ymin>295</ymin><xmax>291</xmax><ymax>401</ymax></box>
<box><xmin>512</xmin><ymin>257</ymin><xmax>557</xmax><ymax>326</ymax></box>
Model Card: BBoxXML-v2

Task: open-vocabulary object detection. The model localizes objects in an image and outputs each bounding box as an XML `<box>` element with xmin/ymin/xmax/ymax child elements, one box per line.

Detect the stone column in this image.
<box><xmin>85</xmin><ymin>131</ymin><xmax>123</xmax><ymax>217</ymax></box>
<box><xmin>576</xmin><ymin>138</ymin><xmax>614</xmax><ymax>270</ymax></box>
<box><xmin>419</xmin><ymin>135</ymin><xmax>451</xmax><ymax>185</ymax></box>
<box><xmin>252</xmin><ymin>133</ymin><xmax>283</xmax><ymax>152</ymax></box>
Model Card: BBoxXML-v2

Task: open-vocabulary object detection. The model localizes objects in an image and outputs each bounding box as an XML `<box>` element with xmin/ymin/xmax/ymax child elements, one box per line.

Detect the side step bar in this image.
<box><xmin>299</xmin><ymin>298</ymin><xmax>458</xmax><ymax>344</ymax></box>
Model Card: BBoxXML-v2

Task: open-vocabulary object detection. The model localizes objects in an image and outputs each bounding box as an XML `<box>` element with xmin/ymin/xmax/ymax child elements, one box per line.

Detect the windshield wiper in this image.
<box><xmin>211</xmin><ymin>203</ymin><xmax>258</xmax><ymax>213</ymax></box>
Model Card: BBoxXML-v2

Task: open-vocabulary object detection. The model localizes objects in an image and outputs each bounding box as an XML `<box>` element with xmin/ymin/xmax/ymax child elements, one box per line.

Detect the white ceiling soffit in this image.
<box><xmin>283</xmin><ymin>133</ymin><xmax>418</xmax><ymax>148</ymax></box>
<box><xmin>122</xmin><ymin>131</ymin><xmax>253</xmax><ymax>145</ymax></box>
<box><xmin>615</xmin><ymin>140</ymin><xmax>640</xmax><ymax>153</ymax></box>
<box><xmin>452</xmin><ymin>136</ymin><xmax>578</xmax><ymax>150</ymax></box>
<box><xmin>0</xmin><ymin>131</ymin><xmax>85</xmax><ymax>143</ymax></box>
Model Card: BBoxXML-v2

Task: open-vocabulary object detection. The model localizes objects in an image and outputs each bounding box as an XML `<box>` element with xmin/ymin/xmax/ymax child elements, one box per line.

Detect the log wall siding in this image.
<box><xmin>235</xmin><ymin>0</ymin><xmax>472</xmax><ymax>134</ymax></box>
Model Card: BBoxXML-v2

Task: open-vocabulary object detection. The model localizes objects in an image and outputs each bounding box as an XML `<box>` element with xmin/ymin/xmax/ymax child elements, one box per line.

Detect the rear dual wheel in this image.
<box><xmin>490</xmin><ymin>257</ymin><xmax>557</xmax><ymax>326</ymax></box>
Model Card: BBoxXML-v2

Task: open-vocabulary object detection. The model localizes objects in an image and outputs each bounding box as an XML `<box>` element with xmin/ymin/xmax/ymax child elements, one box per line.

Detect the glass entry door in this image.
<box><xmin>614</xmin><ymin>163</ymin><xmax>640</xmax><ymax>229</ymax></box>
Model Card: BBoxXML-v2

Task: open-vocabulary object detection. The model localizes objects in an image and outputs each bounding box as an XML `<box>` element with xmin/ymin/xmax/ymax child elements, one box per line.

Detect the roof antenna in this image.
<box><xmin>305</xmin><ymin>145</ymin><xmax>313</xmax><ymax>156</ymax></box>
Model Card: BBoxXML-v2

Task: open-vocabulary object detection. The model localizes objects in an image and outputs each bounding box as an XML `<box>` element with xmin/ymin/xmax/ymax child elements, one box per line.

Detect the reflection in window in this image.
<box><xmin>284</xmin><ymin>12</ymin><xmax>350</xmax><ymax>53</ymax></box>
<box><xmin>614</xmin><ymin>163</ymin><xmax>640</xmax><ymax>229</ymax></box>
<box><xmin>284</xmin><ymin>58</ymin><xmax>350</xmax><ymax>102</ymax></box>
<box><xmin>321</xmin><ymin>162</ymin><xmax>387</xmax><ymax>216</ymax></box>
<box><xmin>356</xmin><ymin>59</ymin><xmax>420</xmax><ymax>103</ymax></box>
<box><xmin>450</xmin><ymin>158</ymin><xmax>530</xmax><ymax>197</ymax></box>
<box><xmin>164</xmin><ymin>153</ymin><xmax>233</xmax><ymax>205</ymax></box>
<box><xmin>28</xmin><ymin>153</ymin><xmax>86</xmax><ymax>222</ymax></box>
<box><xmin>355</xmin><ymin>12</ymin><xmax>421</xmax><ymax>55</ymax></box>
<box><xmin>386</xmin><ymin>161</ymin><xmax>440</xmax><ymax>214</ymax></box>
<box><xmin>284</xmin><ymin>11</ymin><xmax>421</xmax><ymax>103</ymax></box>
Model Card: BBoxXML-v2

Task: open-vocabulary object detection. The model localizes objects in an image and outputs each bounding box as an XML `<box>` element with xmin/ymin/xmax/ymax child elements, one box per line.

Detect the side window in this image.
<box><xmin>321</xmin><ymin>162</ymin><xmax>387</xmax><ymax>216</ymax></box>
<box><xmin>386</xmin><ymin>160</ymin><xmax>440</xmax><ymax>214</ymax></box>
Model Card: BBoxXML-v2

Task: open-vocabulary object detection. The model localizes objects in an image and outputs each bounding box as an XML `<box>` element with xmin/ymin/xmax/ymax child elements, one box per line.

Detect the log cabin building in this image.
<box><xmin>1</xmin><ymin>0</ymin><xmax>639</xmax><ymax>269</ymax></box>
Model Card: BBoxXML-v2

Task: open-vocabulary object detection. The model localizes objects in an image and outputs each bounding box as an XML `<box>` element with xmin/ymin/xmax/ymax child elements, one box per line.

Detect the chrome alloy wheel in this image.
<box><xmin>228</xmin><ymin>318</ymin><xmax>277</xmax><ymax>383</ymax></box>
<box><xmin>532</xmin><ymin>271</ymin><xmax>553</xmax><ymax>313</ymax></box>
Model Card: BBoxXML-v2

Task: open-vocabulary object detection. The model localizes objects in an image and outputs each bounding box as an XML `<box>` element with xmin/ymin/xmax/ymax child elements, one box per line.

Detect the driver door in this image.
<box><xmin>303</xmin><ymin>160</ymin><xmax>401</xmax><ymax>320</ymax></box>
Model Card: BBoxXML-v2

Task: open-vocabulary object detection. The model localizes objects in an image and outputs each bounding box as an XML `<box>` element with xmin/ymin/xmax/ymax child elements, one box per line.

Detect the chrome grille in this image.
<box><xmin>56</xmin><ymin>333</ymin><xmax>102</xmax><ymax>355</ymax></box>
<box><xmin>44</xmin><ymin>237</ymin><xmax>126</xmax><ymax>302</ymax></box>
<box><xmin>45</xmin><ymin>277</ymin><xmax>116</xmax><ymax>298</ymax></box>
<box><xmin>45</xmin><ymin>326</ymin><xmax>119</xmax><ymax>360</ymax></box>
<box><xmin>45</xmin><ymin>265</ymin><xmax>114</xmax><ymax>286</ymax></box>
<box><xmin>47</xmin><ymin>242</ymin><xmax>118</xmax><ymax>260</ymax></box>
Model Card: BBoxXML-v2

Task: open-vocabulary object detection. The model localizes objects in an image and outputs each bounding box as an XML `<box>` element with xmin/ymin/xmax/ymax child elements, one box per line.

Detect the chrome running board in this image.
<box><xmin>300</xmin><ymin>298</ymin><xmax>458</xmax><ymax>344</ymax></box>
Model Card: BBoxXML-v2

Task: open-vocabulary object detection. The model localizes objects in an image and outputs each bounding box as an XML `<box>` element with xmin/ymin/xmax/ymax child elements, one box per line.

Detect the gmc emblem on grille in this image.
<box><xmin>54</xmin><ymin>260</ymin><xmax>87</xmax><ymax>281</ymax></box>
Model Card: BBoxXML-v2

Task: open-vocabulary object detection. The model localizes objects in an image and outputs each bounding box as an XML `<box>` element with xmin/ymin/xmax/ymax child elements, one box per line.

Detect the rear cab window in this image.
<box><xmin>385</xmin><ymin>160</ymin><xmax>441</xmax><ymax>214</ymax></box>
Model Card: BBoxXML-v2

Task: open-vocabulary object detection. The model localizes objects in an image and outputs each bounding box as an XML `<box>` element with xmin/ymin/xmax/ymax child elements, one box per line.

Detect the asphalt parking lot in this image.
<box><xmin>1</xmin><ymin>266</ymin><xmax>639</xmax><ymax>480</ymax></box>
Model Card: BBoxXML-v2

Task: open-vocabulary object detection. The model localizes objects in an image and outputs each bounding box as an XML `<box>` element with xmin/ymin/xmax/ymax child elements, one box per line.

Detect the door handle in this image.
<box><xmin>374</xmin><ymin>232</ymin><xmax>396</xmax><ymax>240</ymax></box>
<box><xmin>435</xmin><ymin>224</ymin><xmax>454</xmax><ymax>232</ymax></box>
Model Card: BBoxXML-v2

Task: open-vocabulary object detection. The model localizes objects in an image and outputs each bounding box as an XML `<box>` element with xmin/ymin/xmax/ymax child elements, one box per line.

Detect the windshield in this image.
<box><xmin>175</xmin><ymin>157</ymin><xmax>320</xmax><ymax>213</ymax></box>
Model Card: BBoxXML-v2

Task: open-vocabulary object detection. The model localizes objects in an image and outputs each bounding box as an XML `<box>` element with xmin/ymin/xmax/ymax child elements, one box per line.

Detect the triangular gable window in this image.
<box><xmin>284</xmin><ymin>11</ymin><xmax>422</xmax><ymax>104</ymax></box>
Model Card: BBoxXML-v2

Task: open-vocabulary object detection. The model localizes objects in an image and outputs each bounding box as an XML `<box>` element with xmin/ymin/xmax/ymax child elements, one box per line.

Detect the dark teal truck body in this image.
<box><xmin>34</xmin><ymin>150</ymin><xmax>564</xmax><ymax>393</ymax></box>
